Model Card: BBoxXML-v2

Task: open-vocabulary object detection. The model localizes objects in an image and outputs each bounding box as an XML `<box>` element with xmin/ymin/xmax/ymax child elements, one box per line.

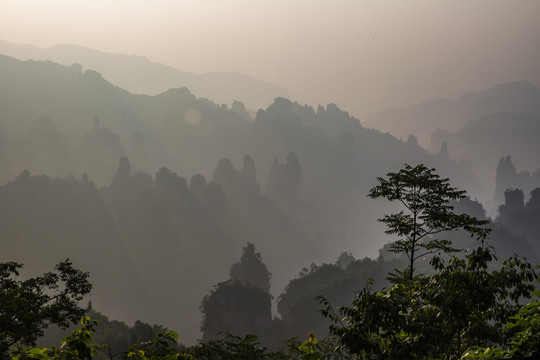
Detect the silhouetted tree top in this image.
<box><xmin>368</xmin><ymin>164</ymin><xmax>491</xmax><ymax>280</ymax></box>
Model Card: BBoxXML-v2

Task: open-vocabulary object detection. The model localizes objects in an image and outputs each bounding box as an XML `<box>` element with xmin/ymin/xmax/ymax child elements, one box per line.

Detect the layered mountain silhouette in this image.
<box><xmin>0</xmin><ymin>40</ymin><xmax>288</xmax><ymax>111</ymax></box>
<box><xmin>2</xmin><ymin>53</ymin><xmax>536</xmax><ymax>345</ymax></box>
<box><xmin>365</xmin><ymin>80</ymin><xmax>540</xmax><ymax>148</ymax></box>
<box><xmin>494</xmin><ymin>155</ymin><xmax>540</xmax><ymax>206</ymax></box>
<box><xmin>431</xmin><ymin>112</ymin><xmax>540</xmax><ymax>198</ymax></box>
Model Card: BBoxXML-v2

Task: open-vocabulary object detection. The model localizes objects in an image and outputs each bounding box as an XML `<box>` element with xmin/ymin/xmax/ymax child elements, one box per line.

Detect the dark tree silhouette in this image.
<box><xmin>0</xmin><ymin>260</ymin><xmax>91</xmax><ymax>357</ymax></box>
<box><xmin>368</xmin><ymin>164</ymin><xmax>491</xmax><ymax>280</ymax></box>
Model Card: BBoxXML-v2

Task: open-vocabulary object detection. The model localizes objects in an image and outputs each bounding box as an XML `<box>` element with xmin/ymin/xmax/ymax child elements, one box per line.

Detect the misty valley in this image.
<box><xmin>1</xmin><ymin>47</ymin><xmax>540</xmax><ymax>360</ymax></box>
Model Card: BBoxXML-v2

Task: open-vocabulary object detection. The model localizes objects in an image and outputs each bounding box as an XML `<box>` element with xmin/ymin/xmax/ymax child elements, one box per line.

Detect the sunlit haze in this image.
<box><xmin>2</xmin><ymin>0</ymin><xmax>539</xmax><ymax>117</ymax></box>
<box><xmin>2</xmin><ymin>0</ymin><xmax>540</xmax><ymax>349</ymax></box>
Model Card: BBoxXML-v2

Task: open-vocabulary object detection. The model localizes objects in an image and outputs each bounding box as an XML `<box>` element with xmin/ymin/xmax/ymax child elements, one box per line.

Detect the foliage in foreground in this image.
<box><xmin>461</xmin><ymin>285</ymin><xmax>540</xmax><ymax>359</ymax></box>
<box><xmin>4</xmin><ymin>164</ymin><xmax>540</xmax><ymax>360</ymax></box>
<box><xmin>10</xmin><ymin>299</ymin><xmax>540</xmax><ymax>360</ymax></box>
<box><xmin>0</xmin><ymin>259</ymin><xmax>92</xmax><ymax>359</ymax></box>
<box><xmin>9</xmin><ymin>318</ymin><xmax>358</xmax><ymax>360</ymax></box>
<box><xmin>319</xmin><ymin>245</ymin><xmax>538</xmax><ymax>359</ymax></box>
<box><xmin>317</xmin><ymin>164</ymin><xmax>538</xmax><ymax>359</ymax></box>
<box><xmin>10</xmin><ymin>317</ymin><xmax>191</xmax><ymax>360</ymax></box>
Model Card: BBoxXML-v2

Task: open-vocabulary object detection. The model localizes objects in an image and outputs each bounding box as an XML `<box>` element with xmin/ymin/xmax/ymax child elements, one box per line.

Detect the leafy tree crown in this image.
<box><xmin>368</xmin><ymin>164</ymin><xmax>491</xmax><ymax>280</ymax></box>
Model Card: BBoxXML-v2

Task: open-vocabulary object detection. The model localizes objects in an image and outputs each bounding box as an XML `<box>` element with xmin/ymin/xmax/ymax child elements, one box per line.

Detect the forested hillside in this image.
<box><xmin>1</xmin><ymin>54</ymin><xmax>538</xmax><ymax>345</ymax></box>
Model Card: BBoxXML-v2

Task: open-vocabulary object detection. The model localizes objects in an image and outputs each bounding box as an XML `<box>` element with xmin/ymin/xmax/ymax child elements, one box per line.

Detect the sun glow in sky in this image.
<box><xmin>2</xmin><ymin>0</ymin><xmax>540</xmax><ymax>117</ymax></box>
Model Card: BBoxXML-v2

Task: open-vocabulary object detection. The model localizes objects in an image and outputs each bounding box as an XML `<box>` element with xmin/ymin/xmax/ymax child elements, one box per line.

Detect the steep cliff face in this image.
<box><xmin>495</xmin><ymin>155</ymin><xmax>540</xmax><ymax>205</ymax></box>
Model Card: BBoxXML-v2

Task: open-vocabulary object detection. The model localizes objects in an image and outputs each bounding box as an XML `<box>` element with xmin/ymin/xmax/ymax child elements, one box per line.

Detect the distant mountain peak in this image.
<box><xmin>460</xmin><ymin>80</ymin><xmax>540</xmax><ymax>102</ymax></box>
<box><xmin>365</xmin><ymin>80</ymin><xmax>540</xmax><ymax>148</ymax></box>
<box><xmin>0</xmin><ymin>40</ymin><xmax>288</xmax><ymax>111</ymax></box>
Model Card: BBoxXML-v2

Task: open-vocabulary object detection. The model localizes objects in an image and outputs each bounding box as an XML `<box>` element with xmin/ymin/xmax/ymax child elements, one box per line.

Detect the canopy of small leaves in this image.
<box><xmin>461</xmin><ymin>285</ymin><xmax>540</xmax><ymax>360</ymax></box>
<box><xmin>0</xmin><ymin>260</ymin><xmax>92</xmax><ymax>358</ymax></box>
<box><xmin>286</xmin><ymin>334</ymin><xmax>356</xmax><ymax>360</ymax></box>
<box><xmin>83</xmin><ymin>306</ymin><xmax>168</xmax><ymax>358</ymax></box>
<box><xmin>189</xmin><ymin>333</ymin><xmax>286</xmax><ymax>360</ymax></box>
<box><xmin>10</xmin><ymin>317</ymin><xmax>100</xmax><ymax>360</ymax></box>
<box><xmin>9</xmin><ymin>317</ymin><xmax>190</xmax><ymax>360</ymax></box>
<box><xmin>315</xmin><ymin>165</ymin><xmax>538</xmax><ymax>359</ymax></box>
<box><xmin>11</xmin><ymin>316</ymin><xmax>361</xmax><ymax>360</ymax></box>
<box><xmin>125</xmin><ymin>330</ymin><xmax>191</xmax><ymax>360</ymax></box>
<box><xmin>319</xmin><ymin>245</ymin><xmax>538</xmax><ymax>360</ymax></box>
<box><xmin>11</xmin><ymin>322</ymin><xmax>290</xmax><ymax>360</ymax></box>
<box><xmin>368</xmin><ymin>164</ymin><xmax>491</xmax><ymax>280</ymax></box>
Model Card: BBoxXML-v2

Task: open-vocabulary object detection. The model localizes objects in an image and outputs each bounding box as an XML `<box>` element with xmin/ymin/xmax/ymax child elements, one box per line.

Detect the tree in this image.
<box><xmin>10</xmin><ymin>317</ymin><xmax>191</xmax><ymax>360</ymax></box>
<box><xmin>367</xmin><ymin>163</ymin><xmax>490</xmax><ymax>280</ymax></box>
<box><xmin>320</xmin><ymin>243</ymin><xmax>538</xmax><ymax>359</ymax></box>
<box><xmin>190</xmin><ymin>333</ymin><xmax>283</xmax><ymax>360</ymax></box>
<box><xmin>10</xmin><ymin>317</ymin><xmax>100</xmax><ymax>360</ymax></box>
<box><xmin>318</xmin><ymin>164</ymin><xmax>538</xmax><ymax>359</ymax></box>
<box><xmin>0</xmin><ymin>259</ymin><xmax>92</xmax><ymax>358</ymax></box>
<box><xmin>462</xmin><ymin>284</ymin><xmax>540</xmax><ymax>359</ymax></box>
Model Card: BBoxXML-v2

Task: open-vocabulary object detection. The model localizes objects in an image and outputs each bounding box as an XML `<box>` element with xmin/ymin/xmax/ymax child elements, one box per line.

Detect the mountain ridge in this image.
<box><xmin>365</xmin><ymin>80</ymin><xmax>540</xmax><ymax>147</ymax></box>
<box><xmin>2</xmin><ymin>51</ymin><xmax>535</xmax><ymax>346</ymax></box>
<box><xmin>430</xmin><ymin>111</ymin><xmax>540</xmax><ymax>201</ymax></box>
<box><xmin>0</xmin><ymin>40</ymin><xmax>289</xmax><ymax>111</ymax></box>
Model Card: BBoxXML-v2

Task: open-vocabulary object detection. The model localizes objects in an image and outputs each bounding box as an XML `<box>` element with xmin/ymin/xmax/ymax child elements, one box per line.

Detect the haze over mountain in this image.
<box><xmin>2</xmin><ymin>1</ymin><xmax>539</xmax><ymax>119</ymax></box>
<box><xmin>0</xmin><ymin>54</ymin><xmax>501</xmax><ymax>343</ymax></box>
<box><xmin>0</xmin><ymin>40</ymin><xmax>288</xmax><ymax>111</ymax></box>
<box><xmin>364</xmin><ymin>81</ymin><xmax>540</xmax><ymax>148</ymax></box>
<box><xmin>430</xmin><ymin>112</ymin><xmax>540</xmax><ymax>198</ymax></box>
<box><xmin>2</xmin><ymin>1</ymin><xmax>540</xmax><ymax>351</ymax></box>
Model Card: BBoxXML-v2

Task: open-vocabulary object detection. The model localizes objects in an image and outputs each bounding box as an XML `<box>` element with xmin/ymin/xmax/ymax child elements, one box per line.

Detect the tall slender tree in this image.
<box><xmin>367</xmin><ymin>164</ymin><xmax>490</xmax><ymax>280</ymax></box>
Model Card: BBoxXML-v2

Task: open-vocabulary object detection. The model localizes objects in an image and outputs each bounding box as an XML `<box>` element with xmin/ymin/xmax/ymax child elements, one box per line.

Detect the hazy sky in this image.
<box><xmin>2</xmin><ymin>0</ymin><xmax>540</xmax><ymax>118</ymax></box>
